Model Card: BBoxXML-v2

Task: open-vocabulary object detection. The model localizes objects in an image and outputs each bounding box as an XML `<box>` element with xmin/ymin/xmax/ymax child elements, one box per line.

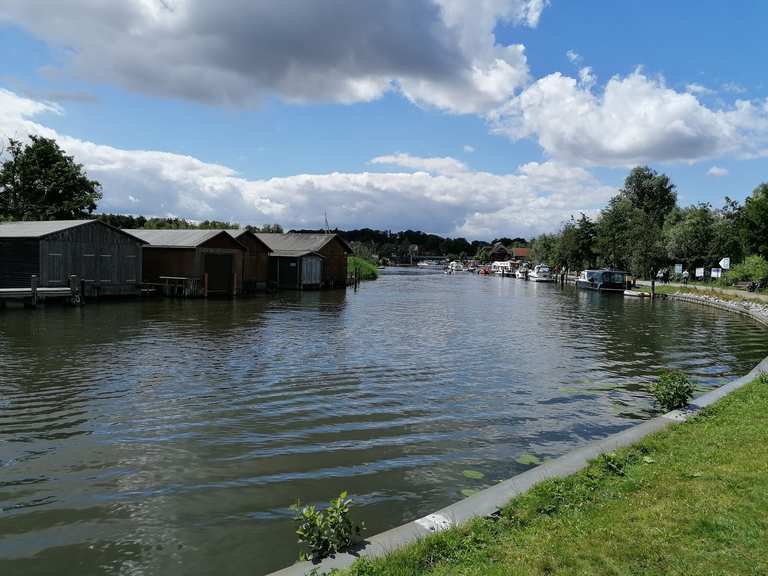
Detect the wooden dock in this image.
<box><xmin>0</xmin><ymin>275</ymin><xmax>80</xmax><ymax>307</ymax></box>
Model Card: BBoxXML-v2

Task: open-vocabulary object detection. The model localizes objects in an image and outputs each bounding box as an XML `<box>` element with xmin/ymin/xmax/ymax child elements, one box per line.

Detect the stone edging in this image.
<box><xmin>267</xmin><ymin>293</ymin><xmax>768</xmax><ymax>576</ymax></box>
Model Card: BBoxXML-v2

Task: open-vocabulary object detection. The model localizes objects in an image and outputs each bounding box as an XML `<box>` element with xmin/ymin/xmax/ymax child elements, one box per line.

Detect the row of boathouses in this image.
<box><xmin>0</xmin><ymin>220</ymin><xmax>352</xmax><ymax>299</ymax></box>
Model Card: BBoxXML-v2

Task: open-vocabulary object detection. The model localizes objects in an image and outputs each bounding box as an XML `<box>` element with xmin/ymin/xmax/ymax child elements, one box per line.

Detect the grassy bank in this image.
<box><xmin>342</xmin><ymin>374</ymin><xmax>768</xmax><ymax>576</ymax></box>
<box><xmin>348</xmin><ymin>256</ymin><xmax>379</xmax><ymax>281</ymax></box>
<box><xmin>644</xmin><ymin>284</ymin><xmax>768</xmax><ymax>303</ymax></box>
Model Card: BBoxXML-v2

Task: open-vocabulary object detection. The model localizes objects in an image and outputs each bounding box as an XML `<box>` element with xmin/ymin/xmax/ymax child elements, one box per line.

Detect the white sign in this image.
<box><xmin>719</xmin><ymin>257</ymin><xmax>731</xmax><ymax>270</ymax></box>
<box><xmin>674</xmin><ymin>263</ymin><xmax>683</xmax><ymax>275</ymax></box>
<box><xmin>711</xmin><ymin>268</ymin><xmax>722</xmax><ymax>278</ymax></box>
<box><xmin>695</xmin><ymin>267</ymin><xmax>705</xmax><ymax>279</ymax></box>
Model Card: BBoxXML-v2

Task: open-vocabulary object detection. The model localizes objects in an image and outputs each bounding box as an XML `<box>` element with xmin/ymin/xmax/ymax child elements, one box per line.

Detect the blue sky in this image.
<box><xmin>1</xmin><ymin>1</ymin><xmax>767</xmax><ymax>239</ymax></box>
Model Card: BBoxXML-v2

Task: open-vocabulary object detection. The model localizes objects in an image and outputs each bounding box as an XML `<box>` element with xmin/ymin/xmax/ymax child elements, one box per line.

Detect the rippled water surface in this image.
<box><xmin>1</xmin><ymin>269</ymin><xmax>766</xmax><ymax>575</ymax></box>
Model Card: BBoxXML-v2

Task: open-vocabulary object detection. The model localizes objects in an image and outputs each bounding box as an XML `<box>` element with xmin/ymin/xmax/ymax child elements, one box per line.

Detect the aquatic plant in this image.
<box><xmin>292</xmin><ymin>491</ymin><xmax>364</xmax><ymax>561</ymax></box>
<box><xmin>650</xmin><ymin>370</ymin><xmax>694</xmax><ymax>412</ymax></box>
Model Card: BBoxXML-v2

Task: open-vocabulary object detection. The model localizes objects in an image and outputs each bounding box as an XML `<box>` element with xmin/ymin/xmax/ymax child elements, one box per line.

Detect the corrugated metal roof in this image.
<box><xmin>256</xmin><ymin>233</ymin><xmax>351</xmax><ymax>255</ymax></box>
<box><xmin>124</xmin><ymin>229</ymin><xmax>241</xmax><ymax>248</ymax></box>
<box><xmin>0</xmin><ymin>220</ymin><xmax>94</xmax><ymax>238</ymax></box>
<box><xmin>224</xmin><ymin>229</ymin><xmax>273</xmax><ymax>253</ymax></box>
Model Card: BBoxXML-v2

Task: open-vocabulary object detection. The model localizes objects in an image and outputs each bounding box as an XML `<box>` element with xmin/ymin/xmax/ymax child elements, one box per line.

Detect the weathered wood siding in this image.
<box><xmin>0</xmin><ymin>238</ymin><xmax>40</xmax><ymax>288</ymax></box>
<box><xmin>142</xmin><ymin>248</ymin><xmax>197</xmax><ymax>282</ymax></box>
<box><xmin>39</xmin><ymin>222</ymin><xmax>144</xmax><ymax>296</ymax></box>
<box><xmin>318</xmin><ymin>237</ymin><xmax>349</xmax><ymax>287</ymax></box>
<box><xmin>235</xmin><ymin>234</ymin><xmax>269</xmax><ymax>289</ymax></box>
<box><xmin>141</xmin><ymin>235</ymin><xmax>244</xmax><ymax>295</ymax></box>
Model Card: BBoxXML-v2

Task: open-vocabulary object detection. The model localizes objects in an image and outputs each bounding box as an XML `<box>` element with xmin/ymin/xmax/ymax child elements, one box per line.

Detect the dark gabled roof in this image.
<box><xmin>224</xmin><ymin>229</ymin><xmax>273</xmax><ymax>253</ymax></box>
<box><xmin>0</xmin><ymin>219</ymin><xmax>148</xmax><ymax>243</ymax></box>
<box><xmin>255</xmin><ymin>233</ymin><xmax>352</xmax><ymax>257</ymax></box>
<box><xmin>123</xmin><ymin>229</ymin><xmax>245</xmax><ymax>249</ymax></box>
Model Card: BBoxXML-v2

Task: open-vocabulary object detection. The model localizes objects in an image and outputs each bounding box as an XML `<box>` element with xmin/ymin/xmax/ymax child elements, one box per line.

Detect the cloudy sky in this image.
<box><xmin>1</xmin><ymin>0</ymin><xmax>767</xmax><ymax>239</ymax></box>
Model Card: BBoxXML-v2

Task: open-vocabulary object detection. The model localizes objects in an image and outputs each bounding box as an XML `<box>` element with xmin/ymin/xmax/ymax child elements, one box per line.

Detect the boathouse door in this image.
<box><xmin>204</xmin><ymin>253</ymin><xmax>233</xmax><ymax>294</ymax></box>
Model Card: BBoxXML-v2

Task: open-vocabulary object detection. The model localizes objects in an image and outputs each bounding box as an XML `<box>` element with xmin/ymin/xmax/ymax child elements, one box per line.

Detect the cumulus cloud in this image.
<box><xmin>370</xmin><ymin>153</ymin><xmax>468</xmax><ymax>174</ymax></box>
<box><xmin>490</xmin><ymin>70</ymin><xmax>768</xmax><ymax>165</ymax></box>
<box><xmin>0</xmin><ymin>0</ymin><xmax>546</xmax><ymax>114</ymax></box>
<box><xmin>707</xmin><ymin>166</ymin><xmax>728</xmax><ymax>177</ymax></box>
<box><xmin>0</xmin><ymin>88</ymin><xmax>613</xmax><ymax>239</ymax></box>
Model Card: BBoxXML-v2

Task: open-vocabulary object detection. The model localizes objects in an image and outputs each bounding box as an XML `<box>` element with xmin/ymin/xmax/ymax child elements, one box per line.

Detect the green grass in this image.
<box><xmin>340</xmin><ymin>374</ymin><xmax>768</xmax><ymax>576</ymax></box>
<box><xmin>348</xmin><ymin>256</ymin><xmax>379</xmax><ymax>281</ymax></box>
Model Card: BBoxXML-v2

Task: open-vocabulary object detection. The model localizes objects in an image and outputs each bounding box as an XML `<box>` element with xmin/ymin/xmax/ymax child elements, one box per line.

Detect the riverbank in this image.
<box><xmin>339</xmin><ymin>373</ymin><xmax>768</xmax><ymax>576</ymax></box>
<box><xmin>636</xmin><ymin>280</ymin><xmax>768</xmax><ymax>303</ymax></box>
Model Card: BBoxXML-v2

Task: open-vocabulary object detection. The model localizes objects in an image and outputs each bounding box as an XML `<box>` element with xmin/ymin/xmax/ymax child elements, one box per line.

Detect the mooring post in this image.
<box><xmin>31</xmin><ymin>275</ymin><xmax>39</xmax><ymax>307</ymax></box>
<box><xmin>69</xmin><ymin>275</ymin><xmax>81</xmax><ymax>305</ymax></box>
<box><xmin>204</xmin><ymin>273</ymin><xmax>209</xmax><ymax>298</ymax></box>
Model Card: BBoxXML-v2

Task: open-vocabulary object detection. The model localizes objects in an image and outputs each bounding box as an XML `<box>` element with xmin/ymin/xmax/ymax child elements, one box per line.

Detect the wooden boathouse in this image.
<box><xmin>125</xmin><ymin>229</ymin><xmax>245</xmax><ymax>296</ymax></box>
<box><xmin>225</xmin><ymin>230</ymin><xmax>272</xmax><ymax>293</ymax></box>
<box><xmin>0</xmin><ymin>220</ymin><xmax>146</xmax><ymax>297</ymax></box>
<box><xmin>256</xmin><ymin>233</ymin><xmax>352</xmax><ymax>289</ymax></box>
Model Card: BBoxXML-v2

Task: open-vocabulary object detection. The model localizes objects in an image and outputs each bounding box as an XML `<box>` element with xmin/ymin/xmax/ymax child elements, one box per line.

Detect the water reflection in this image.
<box><xmin>0</xmin><ymin>271</ymin><xmax>765</xmax><ymax>575</ymax></box>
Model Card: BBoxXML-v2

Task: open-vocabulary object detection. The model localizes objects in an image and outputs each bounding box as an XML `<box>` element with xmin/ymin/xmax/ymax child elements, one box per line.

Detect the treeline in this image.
<box><xmin>530</xmin><ymin>166</ymin><xmax>768</xmax><ymax>283</ymax></box>
<box><xmin>95</xmin><ymin>213</ymin><xmax>283</xmax><ymax>232</ymax></box>
<box><xmin>291</xmin><ymin>228</ymin><xmax>495</xmax><ymax>259</ymax></box>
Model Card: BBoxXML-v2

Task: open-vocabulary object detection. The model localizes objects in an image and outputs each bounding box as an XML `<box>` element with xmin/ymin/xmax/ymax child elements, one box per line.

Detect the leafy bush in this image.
<box><xmin>727</xmin><ymin>255</ymin><xmax>768</xmax><ymax>284</ymax></box>
<box><xmin>348</xmin><ymin>256</ymin><xmax>379</xmax><ymax>280</ymax></box>
<box><xmin>650</xmin><ymin>370</ymin><xmax>694</xmax><ymax>411</ymax></box>
<box><xmin>292</xmin><ymin>491</ymin><xmax>364</xmax><ymax>561</ymax></box>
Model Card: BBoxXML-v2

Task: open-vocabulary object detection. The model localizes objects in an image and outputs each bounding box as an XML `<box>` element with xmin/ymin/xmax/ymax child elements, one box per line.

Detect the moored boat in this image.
<box><xmin>528</xmin><ymin>264</ymin><xmax>554</xmax><ymax>282</ymax></box>
<box><xmin>576</xmin><ymin>269</ymin><xmax>628</xmax><ymax>292</ymax></box>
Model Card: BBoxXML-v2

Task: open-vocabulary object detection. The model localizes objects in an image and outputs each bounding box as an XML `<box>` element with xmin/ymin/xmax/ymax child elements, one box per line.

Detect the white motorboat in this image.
<box><xmin>491</xmin><ymin>261</ymin><xmax>514</xmax><ymax>276</ymax></box>
<box><xmin>515</xmin><ymin>266</ymin><xmax>528</xmax><ymax>279</ymax></box>
<box><xmin>529</xmin><ymin>264</ymin><xmax>554</xmax><ymax>282</ymax></box>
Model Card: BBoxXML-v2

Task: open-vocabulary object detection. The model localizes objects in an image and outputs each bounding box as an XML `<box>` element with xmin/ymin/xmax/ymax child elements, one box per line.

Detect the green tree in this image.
<box><xmin>711</xmin><ymin>197</ymin><xmax>746</xmax><ymax>265</ymax></box>
<box><xmin>664</xmin><ymin>203</ymin><xmax>715</xmax><ymax>270</ymax></box>
<box><xmin>742</xmin><ymin>183</ymin><xmax>768</xmax><ymax>260</ymax></box>
<box><xmin>596</xmin><ymin>196</ymin><xmax>633</xmax><ymax>270</ymax></box>
<box><xmin>530</xmin><ymin>233</ymin><xmax>559</xmax><ymax>265</ymax></box>
<box><xmin>0</xmin><ymin>136</ymin><xmax>102</xmax><ymax>220</ymax></box>
<box><xmin>620</xmin><ymin>166</ymin><xmax>677</xmax><ymax>224</ymax></box>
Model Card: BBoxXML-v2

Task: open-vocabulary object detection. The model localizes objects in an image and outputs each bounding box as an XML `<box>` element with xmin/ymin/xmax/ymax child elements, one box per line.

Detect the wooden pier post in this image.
<box><xmin>31</xmin><ymin>275</ymin><xmax>39</xmax><ymax>307</ymax></box>
<box><xmin>204</xmin><ymin>273</ymin><xmax>209</xmax><ymax>298</ymax></box>
<box><xmin>69</xmin><ymin>275</ymin><xmax>82</xmax><ymax>305</ymax></box>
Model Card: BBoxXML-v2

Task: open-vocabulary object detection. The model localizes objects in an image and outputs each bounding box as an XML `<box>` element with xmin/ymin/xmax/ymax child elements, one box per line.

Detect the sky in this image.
<box><xmin>0</xmin><ymin>0</ymin><xmax>767</xmax><ymax>240</ymax></box>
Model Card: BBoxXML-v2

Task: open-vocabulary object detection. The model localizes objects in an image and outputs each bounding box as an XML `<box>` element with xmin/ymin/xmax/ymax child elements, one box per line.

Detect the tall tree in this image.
<box><xmin>595</xmin><ymin>196</ymin><xmax>633</xmax><ymax>270</ymax></box>
<box><xmin>742</xmin><ymin>183</ymin><xmax>768</xmax><ymax>260</ymax></box>
<box><xmin>620</xmin><ymin>166</ymin><xmax>677</xmax><ymax>224</ymax></box>
<box><xmin>664</xmin><ymin>203</ymin><xmax>715</xmax><ymax>270</ymax></box>
<box><xmin>0</xmin><ymin>136</ymin><xmax>102</xmax><ymax>220</ymax></box>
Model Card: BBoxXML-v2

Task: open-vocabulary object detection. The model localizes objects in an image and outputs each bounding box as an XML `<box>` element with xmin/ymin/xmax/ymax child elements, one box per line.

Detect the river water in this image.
<box><xmin>1</xmin><ymin>268</ymin><xmax>766</xmax><ymax>575</ymax></box>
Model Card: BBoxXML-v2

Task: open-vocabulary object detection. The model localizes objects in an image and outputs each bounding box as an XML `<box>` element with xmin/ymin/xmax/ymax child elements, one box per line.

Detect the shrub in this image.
<box><xmin>292</xmin><ymin>491</ymin><xmax>364</xmax><ymax>561</ymax></box>
<box><xmin>649</xmin><ymin>370</ymin><xmax>694</xmax><ymax>411</ymax></box>
<box><xmin>727</xmin><ymin>255</ymin><xmax>768</xmax><ymax>285</ymax></box>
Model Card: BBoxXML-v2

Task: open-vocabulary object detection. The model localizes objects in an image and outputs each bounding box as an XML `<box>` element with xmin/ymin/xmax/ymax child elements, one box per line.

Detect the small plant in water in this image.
<box><xmin>292</xmin><ymin>491</ymin><xmax>364</xmax><ymax>561</ymax></box>
<box><xmin>650</xmin><ymin>370</ymin><xmax>694</xmax><ymax>412</ymax></box>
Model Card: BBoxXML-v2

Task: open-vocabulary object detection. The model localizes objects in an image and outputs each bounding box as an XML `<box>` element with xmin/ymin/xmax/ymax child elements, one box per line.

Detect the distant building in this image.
<box><xmin>511</xmin><ymin>247</ymin><xmax>531</xmax><ymax>260</ymax></box>
<box><xmin>256</xmin><ymin>233</ymin><xmax>353</xmax><ymax>289</ymax></box>
<box><xmin>125</xmin><ymin>229</ymin><xmax>245</xmax><ymax>296</ymax></box>
<box><xmin>0</xmin><ymin>220</ymin><xmax>146</xmax><ymax>296</ymax></box>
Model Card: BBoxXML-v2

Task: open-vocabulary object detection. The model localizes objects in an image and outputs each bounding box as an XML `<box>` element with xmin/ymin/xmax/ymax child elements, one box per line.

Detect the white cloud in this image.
<box><xmin>0</xmin><ymin>88</ymin><xmax>613</xmax><ymax>239</ymax></box>
<box><xmin>722</xmin><ymin>82</ymin><xmax>747</xmax><ymax>94</ymax></box>
<box><xmin>566</xmin><ymin>50</ymin><xmax>582</xmax><ymax>64</ymax></box>
<box><xmin>0</xmin><ymin>0</ymin><xmax>546</xmax><ymax>114</ymax></box>
<box><xmin>463</xmin><ymin>144</ymin><xmax>475</xmax><ymax>153</ymax></box>
<box><xmin>707</xmin><ymin>166</ymin><xmax>728</xmax><ymax>177</ymax></box>
<box><xmin>686</xmin><ymin>83</ymin><xmax>714</xmax><ymax>96</ymax></box>
<box><xmin>490</xmin><ymin>70</ymin><xmax>768</xmax><ymax>165</ymax></box>
<box><xmin>370</xmin><ymin>153</ymin><xmax>468</xmax><ymax>174</ymax></box>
